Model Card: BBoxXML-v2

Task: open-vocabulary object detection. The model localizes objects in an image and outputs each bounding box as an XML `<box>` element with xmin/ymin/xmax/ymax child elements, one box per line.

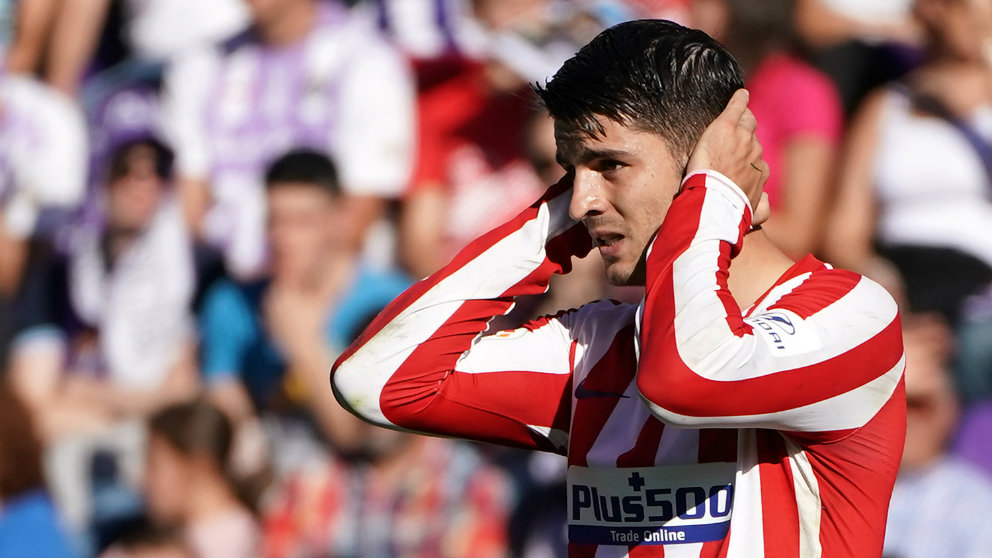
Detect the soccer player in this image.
<box><xmin>332</xmin><ymin>20</ymin><xmax>905</xmax><ymax>557</ymax></box>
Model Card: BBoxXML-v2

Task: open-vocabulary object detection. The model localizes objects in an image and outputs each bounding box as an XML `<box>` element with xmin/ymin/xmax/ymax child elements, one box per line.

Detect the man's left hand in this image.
<box><xmin>686</xmin><ymin>89</ymin><xmax>770</xmax><ymax>222</ymax></box>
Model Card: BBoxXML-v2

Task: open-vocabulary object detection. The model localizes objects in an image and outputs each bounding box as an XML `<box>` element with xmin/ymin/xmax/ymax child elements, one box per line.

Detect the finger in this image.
<box><xmin>752</xmin><ymin>192</ymin><xmax>771</xmax><ymax>226</ymax></box>
<box><xmin>717</xmin><ymin>89</ymin><xmax>749</xmax><ymax>126</ymax></box>
<box><xmin>739</xmin><ymin>107</ymin><xmax>758</xmax><ymax>134</ymax></box>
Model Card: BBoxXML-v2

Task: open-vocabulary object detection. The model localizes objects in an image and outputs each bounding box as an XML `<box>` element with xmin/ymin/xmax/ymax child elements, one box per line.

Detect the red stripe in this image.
<box><xmin>569</xmin><ymin>325</ymin><xmax>638</xmax><ymax>466</ymax></box>
<box><xmin>568</xmin><ymin>543</ymin><xmax>598</xmax><ymax>557</ymax></box>
<box><xmin>757</xmin><ymin>432</ymin><xmax>801</xmax><ymax>557</ymax></box>
<box><xmin>637</xmin><ymin>315</ymin><xmax>903</xmax><ymax>421</ymax></box>
<box><xmin>742</xmin><ymin>255</ymin><xmax>826</xmax><ymax>318</ymax></box>
<box><xmin>616</xmin><ymin>416</ymin><xmax>665</xmax><ymax>467</ymax></box>
<box><xmin>715</xmin><ymin>241</ymin><xmax>752</xmax><ymax>338</ymax></box>
<box><xmin>815</xmin><ymin>377</ymin><xmax>905</xmax><ymax>557</ymax></box>
<box><xmin>698</xmin><ymin>429</ymin><xmax>737</xmax><ymax>463</ymax></box>
<box><xmin>629</xmin><ymin>542</ymin><xmax>665</xmax><ymax>557</ymax></box>
<box><xmin>768</xmin><ymin>268</ymin><xmax>860</xmax><ymax>319</ymax></box>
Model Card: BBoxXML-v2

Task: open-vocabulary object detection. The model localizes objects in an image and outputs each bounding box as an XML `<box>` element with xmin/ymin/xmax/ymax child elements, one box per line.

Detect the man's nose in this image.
<box><xmin>569</xmin><ymin>170</ymin><xmax>606</xmax><ymax>221</ymax></box>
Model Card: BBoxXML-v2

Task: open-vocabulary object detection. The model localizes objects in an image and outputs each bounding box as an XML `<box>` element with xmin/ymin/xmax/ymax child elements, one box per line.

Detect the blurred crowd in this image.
<box><xmin>0</xmin><ymin>0</ymin><xmax>991</xmax><ymax>557</ymax></box>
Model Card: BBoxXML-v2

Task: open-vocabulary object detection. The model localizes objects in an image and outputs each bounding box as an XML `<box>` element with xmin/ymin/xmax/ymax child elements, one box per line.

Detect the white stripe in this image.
<box><xmin>334</xmin><ymin>191</ymin><xmax>574</xmax><ymax>425</ymax></box>
<box><xmin>663</xmin><ymin>542</ymin><xmax>705</xmax><ymax>558</ymax></box>
<box><xmin>783</xmin><ymin>435</ymin><xmax>823</xmax><ymax>558</ymax></box>
<box><xmin>525</xmin><ymin>424</ymin><xmax>569</xmax><ymax>452</ymax></box>
<box><xmin>726</xmin><ymin>429</ymin><xmax>764</xmax><ymax>557</ymax></box>
<box><xmin>653</xmin><ymin>426</ymin><xmax>701</xmax><ymax>466</ymax></box>
<box><xmin>642</xmin><ymin>354</ymin><xmax>904</xmax><ymax>431</ymax></box>
<box><xmin>593</xmin><ymin>544</ymin><xmax>629</xmax><ymax>558</ymax></box>
<box><xmin>455</xmin><ymin>318</ymin><xmax>572</xmax><ymax>375</ymax></box>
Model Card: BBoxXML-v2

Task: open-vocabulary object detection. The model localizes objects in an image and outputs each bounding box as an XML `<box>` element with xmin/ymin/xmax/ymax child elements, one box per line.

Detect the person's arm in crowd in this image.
<box><xmin>335</xmin><ymin>34</ymin><xmax>415</xmax><ymax>247</ymax></box>
<box><xmin>635</xmin><ymin>95</ymin><xmax>904</xmax><ymax>442</ymax></box>
<box><xmin>795</xmin><ymin>0</ymin><xmax>920</xmax><ymax>48</ymax></box>
<box><xmin>162</xmin><ymin>49</ymin><xmax>218</xmax><ymax>237</ymax></box>
<box><xmin>760</xmin><ymin>135</ymin><xmax>836</xmax><ymax>258</ymax></box>
<box><xmin>44</xmin><ymin>0</ymin><xmax>111</xmax><ymax>95</ymax></box>
<box><xmin>198</xmin><ymin>280</ymin><xmax>261</xmax><ymax>422</ymax></box>
<box><xmin>332</xmin><ymin>176</ymin><xmax>591</xmax><ymax>453</ymax></box>
<box><xmin>4</xmin><ymin>0</ymin><xmax>59</xmax><ymax>74</ymax></box>
<box><xmin>177</xmin><ymin>177</ymin><xmax>212</xmax><ymax>238</ymax></box>
<box><xmin>0</xmin><ymin>215</ymin><xmax>27</xmax><ymax>295</ymax></box>
<box><xmin>60</xmin><ymin>337</ymin><xmax>200</xmax><ymax>417</ymax></box>
<box><xmin>398</xmin><ymin>183</ymin><xmax>447</xmax><ymax>277</ymax></box>
<box><xmin>262</xmin><ymin>285</ymin><xmax>365</xmax><ymax>452</ymax></box>
<box><xmin>821</xmin><ymin>91</ymin><xmax>908</xmax><ymax>299</ymax></box>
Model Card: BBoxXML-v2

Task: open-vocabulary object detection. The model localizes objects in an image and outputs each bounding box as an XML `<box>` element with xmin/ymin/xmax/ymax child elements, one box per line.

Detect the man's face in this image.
<box><xmin>244</xmin><ymin>0</ymin><xmax>309</xmax><ymax>29</ymax></box>
<box><xmin>266</xmin><ymin>182</ymin><xmax>341</xmax><ymax>282</ymax></box>
<box><xmin>557</xmin><ymin>117</ymin><xmax>684</xmax><ymax>286</ymax></box>
<box><xmin>105</xmin><ymin>143</ymin><xmax>166</xmax><ymax>235</ymax></box>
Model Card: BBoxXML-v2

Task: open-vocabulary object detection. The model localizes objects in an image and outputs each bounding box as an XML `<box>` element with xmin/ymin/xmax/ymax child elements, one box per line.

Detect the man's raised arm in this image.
<box><xmin>331</xmin><ymin>177</ymin><xmax>591</xmax><ymax>453</ymax></box>
<box><xmin>635</xmin><ymin>93</ymin><xmax>905</xmax><ymax>441</ymax></box>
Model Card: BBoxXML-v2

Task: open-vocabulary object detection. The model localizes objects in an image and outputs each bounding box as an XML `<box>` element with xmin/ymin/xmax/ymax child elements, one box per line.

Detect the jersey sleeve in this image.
<box><xmin>635</xmin><ymin>171</ymin><xmax>905</xmax><ymax>441</ymax></box>
<box><xmin>331</xmin><ymin>177</ymin><xmax>592</xmax><ymax>453</ymax></box>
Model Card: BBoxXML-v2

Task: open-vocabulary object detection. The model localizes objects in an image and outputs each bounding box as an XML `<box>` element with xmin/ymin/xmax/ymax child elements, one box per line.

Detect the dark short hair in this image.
<box><xmin>108</xmin><ymin>138</ymin><xmax>174</xmax><ymax>182</ymax></box>
<box><xmin>264</xmin><ymin>148</ymin><xmax>341</xmax><ymax>197</ymax></box>
<box><xmin>149</xmin><ymin>398</ymin><xmax>233</xmax><ymax>466</ymax></box>
<box><xmin>721</xmin><ymin>0</ymin><xmax>796</xmax><ymax>73</ymax></box>
<box><xmin>535</xmin><ymin>19</ymin><xmax>744</xmax><ymax>161</ymax></box>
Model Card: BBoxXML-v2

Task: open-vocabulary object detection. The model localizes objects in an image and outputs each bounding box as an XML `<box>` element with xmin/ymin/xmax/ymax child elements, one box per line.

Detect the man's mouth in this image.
<box><xmin>592</xmin><ymin>233</ymin><xmax>625</xmax><ymax>259</ymax></box>
<box><xmin>593</xmin><ymin>234</ymin><xmax>622</xmax><ymax>247</ymax></box>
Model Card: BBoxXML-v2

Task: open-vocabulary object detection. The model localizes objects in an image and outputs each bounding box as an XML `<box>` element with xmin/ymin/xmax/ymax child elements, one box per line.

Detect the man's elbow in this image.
<box><xmin>329</xmin><ymin>357</ymin><xmax>381</xmax><ymax>424</ymax></box>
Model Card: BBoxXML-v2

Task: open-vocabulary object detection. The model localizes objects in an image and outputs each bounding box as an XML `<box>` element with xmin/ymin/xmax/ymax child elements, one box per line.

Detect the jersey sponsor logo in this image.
<box><xmin>574</xmin><ymin>378</ymin><xmax>629</xmax><ymax>399</ymax></box>
<box><xmin>745</xmin><ymin>309</ymin><xmax>820</xmax><ymax>355</ymax></box>
<box><xmin>763</xmin><ymin>312</ymin><xmax>796</xmax><ymax>335</ymax></box>
<box><xmin>567</xmin><ymin>463</ymin><xmax>735</xmax><ymax>546</ymax></box>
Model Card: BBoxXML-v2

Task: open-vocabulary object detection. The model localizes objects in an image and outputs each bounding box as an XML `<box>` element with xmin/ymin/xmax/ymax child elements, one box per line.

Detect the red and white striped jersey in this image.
<box><xmin>332</xmin><ymin>171</ymin><xmax>906</xmax><ymax>557</ymax></box>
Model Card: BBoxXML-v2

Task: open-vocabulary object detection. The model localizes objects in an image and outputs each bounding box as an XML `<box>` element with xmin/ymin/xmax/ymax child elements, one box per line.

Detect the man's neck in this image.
<box><xmin>257</xmin><ymin>1</ymin><xmax>317</xmax><ymax>47</ymax></box>
<box><xmin>727</xmin><ymin>229</ymin><xmax>797</xmax><ymax>310</ymax></box>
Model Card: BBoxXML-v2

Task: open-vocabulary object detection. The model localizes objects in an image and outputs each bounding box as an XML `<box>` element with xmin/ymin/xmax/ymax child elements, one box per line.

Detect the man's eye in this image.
<box><xmin>596</xmin><ymin>159</ymin><xmax>626</xmax><ymax>173</ymax></box>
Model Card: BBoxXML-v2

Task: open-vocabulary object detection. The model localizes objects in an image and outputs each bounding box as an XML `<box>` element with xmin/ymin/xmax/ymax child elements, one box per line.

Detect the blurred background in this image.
<box><xmin>0</xmin><ymin>0</ymin><xmax>991</xmax><ymax>557</ymax></box>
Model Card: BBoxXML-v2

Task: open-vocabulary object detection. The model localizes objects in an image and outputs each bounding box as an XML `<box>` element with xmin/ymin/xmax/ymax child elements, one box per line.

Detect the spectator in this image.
<box><xmin>10</xmin><ymin>85</ymin><xmax>198</xmax><ymax>438</ymax></box>
<box><xmin>883</xmin><ymin>315</ymin><xmax>992</xmax><ymax>557</ymax></box>
<box><xmin>952</xmin><ymin>398</ymin><xmax>992</xmax><ymax>477</ymax></box>
<box><xmin>100</xmin><ymin>517</ymin><xmax>192</xmax><ymax>558</ymax></box>
<box><xmin>7</xmin><ymin>85</ymin><xmax>198</xmax><ymax>537</ymax></box>
<box><xmin>691</xmin><ymin>0</ymin><xmax>844</xmax><ymax>258</ymax></box>
<box><xmin>4</xmin><ymin>0</ymin><xmax>248</xmax><ymax>95</ymax></box>
<box><xmin>198</xmin><ymin>149</ymin><xmax>410</xmax><ymax>464</ymax></box>
<box><xmin>0</xmin><ymin>73</ymin><xmax>87</xmax><ymax>366</ymax></box>
<box><xmin>263</xmin><ymin>431</ymin><xmax>511</xmax><ymax>558</ymax></box>
<box><xmin>398</xmin><ymin>0</ymin><xmax>581</xmax><ymax>278</ymax></box>
<box><xmin>824</xmin><ymin>0</ymin><xmax>992</xmax><ymax>334</ymax></box>
<box><xmin>795</xmin><ymin>0</ymin><xmax>920</xmax><ymax>115</ymax></box>
<box><xmin>0</xmin><ymin>383</ymin><xmax>78</xmax><ymax>558</ymax></box>
<box><xmin>144</xmin><ymin>399</ymin><xmax>259</xmax><ymax>558</ymax></box>
<box><xmin>163</xmin><ymin>0</ymin><xmax>415</xmax><ymax>278</ymax></box>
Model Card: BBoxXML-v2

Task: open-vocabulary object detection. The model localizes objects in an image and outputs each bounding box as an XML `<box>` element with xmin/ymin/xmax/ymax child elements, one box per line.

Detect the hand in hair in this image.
<box><xmin>686</xmin><ymin>89</ymin><xmax>771</xmax><ymax>224</ymax></box>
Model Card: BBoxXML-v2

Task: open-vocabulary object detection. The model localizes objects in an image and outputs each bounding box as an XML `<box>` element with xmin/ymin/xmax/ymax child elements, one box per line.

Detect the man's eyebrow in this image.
<box><xmin>556</xmin><ymin>147</ymin><xmax>631</xmax><ymax>167</ymax></box>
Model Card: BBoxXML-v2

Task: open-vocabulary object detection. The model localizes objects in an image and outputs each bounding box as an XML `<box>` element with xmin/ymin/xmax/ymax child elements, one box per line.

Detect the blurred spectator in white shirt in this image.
<box><xmin>163</xmin><ymin>0</ymin><xmax>415</xmax><ymax>278</ymax></box>
<box><xmin>884</xmin><ymin>315</ymin><xmax>992</xmax><ymax>558</ymax></box>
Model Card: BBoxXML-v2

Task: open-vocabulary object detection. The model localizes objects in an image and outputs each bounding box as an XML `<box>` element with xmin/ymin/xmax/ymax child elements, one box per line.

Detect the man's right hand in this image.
<box><xmin>685</xmin><ymin>89</ymin><xmax>770</xmax><ymax>222</ymax></box>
